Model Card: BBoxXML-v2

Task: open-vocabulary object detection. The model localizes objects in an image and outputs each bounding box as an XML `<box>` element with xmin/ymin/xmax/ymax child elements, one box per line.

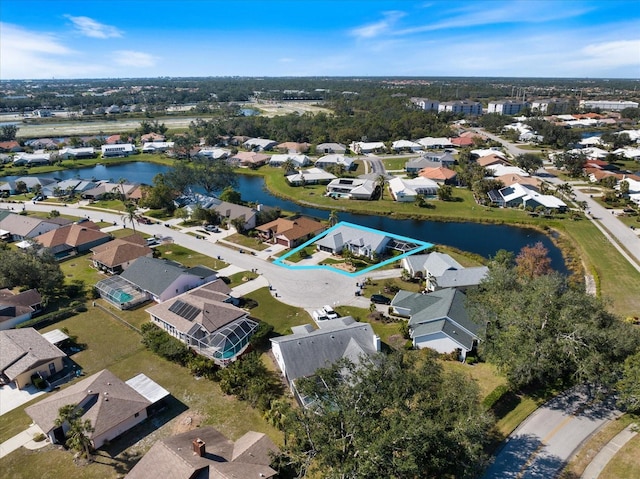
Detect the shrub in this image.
<box><xmin>33</xmin><ymin>433</ymin><xmax>46</xmax><ymax>442</ymax></box>
<box><xmin>249</xmin><ymin>321</ymin><xmax>274</xmax><ymax>349</ymax></box>
<box><xmin>483</xmin><ymin>384</ymin><xmax>510</xmax><ymax>409</ymax></box>
<box><xmin>31</xmin><ymin>375</ymin><xmax>46</xmax><ymax>390</ymax></box>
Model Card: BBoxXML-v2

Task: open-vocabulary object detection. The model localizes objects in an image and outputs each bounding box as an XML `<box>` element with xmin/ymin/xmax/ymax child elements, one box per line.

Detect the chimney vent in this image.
<box><xmin>192</xmin><ymin>438</ymin><xmax>206</xmax><ymax>457</ymax></box>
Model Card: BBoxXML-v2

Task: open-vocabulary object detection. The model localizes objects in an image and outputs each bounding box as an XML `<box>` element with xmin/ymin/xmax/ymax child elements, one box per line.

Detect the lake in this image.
<box><xmin>2</xmin><ymin>162</ymin><xmax>567</xmax><ymax>272</ymax></box>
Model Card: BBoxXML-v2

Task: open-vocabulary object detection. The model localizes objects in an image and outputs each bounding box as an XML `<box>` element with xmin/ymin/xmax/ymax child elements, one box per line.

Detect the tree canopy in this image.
<box><xmin>468</xmin><ymin>262</ymin><xmax>640</xmax><ymax>391</ymax></box>
<box><xmin>279</xmin><ymin>352</ymin><xmax>493</xmax><ymax>479</ymax></box>
<box><xmin>0</xmin><ymin>248</ymin><xmax>64</xmax><ymax>302</ymax></box>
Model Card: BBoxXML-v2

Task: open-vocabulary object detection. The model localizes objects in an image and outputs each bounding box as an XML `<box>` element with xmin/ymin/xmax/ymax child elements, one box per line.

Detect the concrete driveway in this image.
<box><xmin>0</xmin><ymin>383</ymin><xmax>45</xmax><ymax>416</ymax></box>
<box><xmin>483</xmin><ymin>387</ymin><xmax>619</xmax><ymax>479</ymax></box>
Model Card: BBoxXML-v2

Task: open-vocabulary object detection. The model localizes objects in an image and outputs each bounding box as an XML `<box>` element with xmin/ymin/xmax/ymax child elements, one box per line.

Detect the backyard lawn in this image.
<box><xmin>242</xmin><ymin>287</ymin><xmax>310</xmax><ymax>334</ymax></box>
<box><xmin>155</xmin><ymin>243</ymin><xmax>229</xmax><ymax>270</ymax></box>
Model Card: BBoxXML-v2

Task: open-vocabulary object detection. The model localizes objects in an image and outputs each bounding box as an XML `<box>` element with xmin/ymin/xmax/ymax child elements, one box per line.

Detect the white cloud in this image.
<box><xmin>579</xmin><ymin>39</ymin><xmax>640</xmax><ymax>69</ymax></box>
<box><xmin>279</xmin><ymin>57</ymin><xmax>295</xmax><ymax>63</ymax></box>
<box><xmin>113</xmin><ymin>50</ymin><xmax>159</xmax><ymax>68</ymax></box>
<box><xmin>350</xmin><ymin>11</ymin><xmax>405</xmax><ymax>39</ymax></box>
<box><xmin>65</xmin><ymin>15</ymin><xmax>122</xmax><ymax>39</ymax></box>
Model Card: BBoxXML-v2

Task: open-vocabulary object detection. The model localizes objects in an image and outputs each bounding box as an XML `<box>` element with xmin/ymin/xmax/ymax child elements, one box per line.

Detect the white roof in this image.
<box><xmin>613</xmin><ymin>148</ymin><xmax>640</xmax><ymax>159</ymax></box>
<box><xmin>125</xmin><ymin>373</ymin><xmax>170</xmax><ymax>404</ymax></box>
<box><xmin>619</xmin><ymin>177</ymin><xmax>640</xmax><ymax>194</ymax></box>
<box><xmin>617</xmin><ymin>130</ymin><xmax>640</xmax><ymax>142</ymax></box>
<box><xmin>389</xmin><ymin>177</ymin><xmax>439</xmax><ymax>198</ymax></box>
<box><xmin>416</xmin><ymin>137</ymin><xmax>453</xmax><ymax>148</ymax></box>
<box><xmin>286</xmin><ymin>168</ymin><xmax>336</xmax><ymax>183</ymax></box>
<box><xmin>41</xmin><ymin>329</ymin><xmax>69</xmax><ymax>345</ymax></box>
<box><xmin>500</xmin><ymin>183</ymin><xmax>566</xmax><ymax>208</ymax></box>
<box><xmin>244</xmin><ymin>138</ymin><xmax>277</xmax><ymax>148</ymax></box>
<box><xmin>486</xmin><ymin>164</ymin><xmax>529</xmax><ymax>177</ymax></box>
<box><xmin>315</xmin><ymin>154</ymin><xmax>354</xmax><ymax>168</ymax></box>
<box><xmin>471</xmin><ymin>148</ymin><xmax>506</xmax><ymax>159</ymax></box>
<box><xmin>142</xmin><ymin>142</ymin><xmax>174</xmax><ymax>149</ymax></box>
<box><xmin>352</xmin><ymin>141</ymin><xmax>385</xmax><ymax>152</ymax></box>
<box><xmin>579</xmin><ymin>136</ymin><xmax>604</xmax><ymax>146</ymax></box>
<box><xmin>392</xmin><ymin>140</ymin><xmax>421</xmax><ymax>149</ymax></box>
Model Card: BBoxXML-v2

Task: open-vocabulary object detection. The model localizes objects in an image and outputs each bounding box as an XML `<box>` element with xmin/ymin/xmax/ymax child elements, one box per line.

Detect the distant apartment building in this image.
<box><xmin>530</xmin><ymin>98</ymin><xmax>570</xmax><ymax>115</ymax></box>
<box><xmin>487</xmin><ymin>100</ymin><xmax>528</xmax><ymax>115</ymax></box>
<box><xmin>438</xmin><ymin>100</ymin><xmax>483</xmax><ymax>115</ymax></box>
<box><xmin>579</xmin><ymin>100</ymin><xmax>639</xmax><ymax>112</ymax></box>
<box><xmin>411</xmin><ymin>97</ymin><xmax>440</xmax><ymax>112</ymax></box>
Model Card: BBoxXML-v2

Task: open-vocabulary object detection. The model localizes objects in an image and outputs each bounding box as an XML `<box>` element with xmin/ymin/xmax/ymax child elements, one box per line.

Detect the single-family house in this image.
<box><xmin>418</xmin><ymin>166</ymin><xmax>457</xmax><ymax>184</ymax></box>
<box><xmin>316</xmin><ymin>142</ymin><xmax>347</xmax><ymax>154</ymax></box>
<box><xmin>256</xmin><ymin>216</ymin><xmax>326</xmax><ymax>248</ymax></box>
<box><xmin>486</xmin><ymin>164</ymin><xmax>530</xmax><ymax>178</ymax></box>
<box><xmin>13</xmin><ymin>152</ymin><xmax>51</xmax><ymax>166</ymax></box>
<box><xmin>286</xmin><ymin>167</ymin><xmax>336</xmax><ymax>186</ymax></box>
<box><xmin>495</xmin><ymin>183</ymin><xmax>567</xmax><ymax>211</ymax></box>
<box><xmin>270</xmin><ymin>316</ymin><xmax>380</xmax><ymax>404</ymax></box>
<box><xmin>316</xmin><ymin>224</ymin><xmax>391</xmax><ymax>259</ymax></box>
<box><xmin>209</xmin><ymin>198</ymin><xmax>258</xmax><ymax>231</ymax></box>
<box><xmin>243</xmin><ymin>138</ymin><xmax>278</xmax><ymax>151</ymax></box>
<box><xmin>392</xmin><ymin>140</ymin><xmax>422</xmax><ymax>152</ymax></box>
<box><xmin>268</xmin><ymin>154</ymin><xmax>311</xmax><ymax>168</ymax></box>
<box><xmin>0</xmin><ymin>289</ymin><xmax>43</xmax><ymax>330</ymax></box>
<box><xmin>277</xmin><ymin>141</ymin><xmax>310</xmax><ymax>153</ymax></box>
<box><xmin>97</xmin><ymin>257</ymin><xmax>217</xmax><ymax>308</ymax></box>
<box><xmin>34</xmin><ymin>221</ymin><xmax>111</xmax><ymax>258</ymax></box>
<box><xmin>146</xmin><ymin>280</ymin><xmax>256</xmax><ymax>364</ymax></box>
<box><xmin>58</xmin><ymin>147</ymin><xmax>96</xmax><ymax>160</ymax></box>
<box><xmin>402</xmin><ymin>251</ymin><xmax>462</xmax><ymax>279</ymax></box>
<box><xmin>125</xmin><ymin>427</ymin><xmax>279</xmax><ymax>479</ymax></box>
<box><xmin>326</xmin><ymin>178</ymin><xmax>377</xmax><ymax>200</ymax></box>
<box><xmin>101</xmin><ymin>143</ymin><xmax>135</xmax><ymax>157</ymax></box>
<box><xmin>450</xmin><ymin>136</ymin><xmax>474</xmax><ymax>147</ymax></box>
<box><xmin>416</xmin><ymin>137</ymin><xmax>454</xmax><ymax>149</ymax></box>
<box><xmin>471</xmin><ymin>148</ymin><xmax>507</xmax><ymax>160</ymax></box>
<box><xmin>196</xmin><ymin>147</ymin><xmax>230</xmax><ymax>160</ymax></box>
<box><xmin>0</xmin><ymin>140</ymin><xmax>22</xmax><ymax>152</ymax></box>
<box><xmin>391</xmin><ymin>288</ymin><xmax>480</xmax><ymax>360</ymax></box>
<box><xmin>142</xmin><ymin>141</ymin><xmax>174</xmax><ymax>153</ymax></box>
<box><xmin>315</xmin><ymin>154</ymin><xmax>354</xmax><ymax>171</ymax></box>
<box><xmin>91</xmin><ymin>234</ymin><xmax>153</xmax><ymax>274</ymax></box>
<box><xmin>495</xmin><ymin>174</ymin><xmax>540</xmax><ymax>189</ymax></box>
<box><xmin>81</xmin><ymin>181</ymin><xmax>138</xmax><ymax>200</ymax></box>
<box><xmin>0</xmin><ymin>328</ymin><xmax>65</xmax><ymax>388</ymax></box>
<box><xmin>477</xmin><ymin>154</ymin><xmax>511</xmax><ymax>168</ymax></box>
<box><xmin>388</xmin><ymin>177</ymin><xmax>439</xmax><ymax>202</ymax></box>
<box><xmin>229</xmin><ymin>151</ymin><xmax>270</xmax><ymax>168</ymax></box>
<box><xmin>25</xmin><ymin>369</ymin><xmax>169</xmax><ymax>449</ymax></box>
<box><xmin>26</xmin><ymin>138</ymin><xmax>59</xmax><ymax>150</ymax></box>
<box><xmin>140</xmin><ymin>132</ymin><xmax>166</xmax><ymax>143</ymax></box>
<box><xmin>0</xmin><ymin>212</ymin><xmax>71</xmax><ymax>242</ymax></box>
<box><xmin>350</xmin><ymin>141</ymin><xmax>386</xmax><ymax>154</ymax></box>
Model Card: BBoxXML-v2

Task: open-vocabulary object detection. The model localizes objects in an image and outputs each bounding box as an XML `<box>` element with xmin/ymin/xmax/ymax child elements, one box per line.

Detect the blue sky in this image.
<box><xmin>1</xmin><ymin>0</ymin><xmax>639</xmax><ymax>79</ymax></box>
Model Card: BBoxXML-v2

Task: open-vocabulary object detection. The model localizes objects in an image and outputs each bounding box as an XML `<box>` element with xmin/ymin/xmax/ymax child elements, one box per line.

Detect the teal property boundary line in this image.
<box><xmin>273</xmin><ymin>221</ymin><xmax>433</xmax><ymax>277</ymax></box>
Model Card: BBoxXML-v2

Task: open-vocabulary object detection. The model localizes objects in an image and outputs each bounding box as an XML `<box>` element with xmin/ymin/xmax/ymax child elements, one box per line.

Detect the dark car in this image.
<box><xmin>370</xmin><ymin>294</ymin><xmax>391</xmax><ymax>305</ymax></box>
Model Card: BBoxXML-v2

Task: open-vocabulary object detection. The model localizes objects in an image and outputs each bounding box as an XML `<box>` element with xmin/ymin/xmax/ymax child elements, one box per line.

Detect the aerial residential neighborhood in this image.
<box><xmin>1</xmin><ymin>1</ymin><xmax>639</xmax><ymax>478</ymax></box>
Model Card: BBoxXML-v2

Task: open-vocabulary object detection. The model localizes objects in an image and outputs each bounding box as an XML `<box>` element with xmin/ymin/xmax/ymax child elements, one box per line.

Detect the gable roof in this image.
<box><xmin>125</xmin><ymin>427</ymin><xmax>278</xmax><ymax>479</ymax></box>
<box><xmin>423</xmin><ymin>252</ymin><xmax>463</xmax><ymax>277</ymax></box>
<box><xmin>25</xmin><ymin>369</ymin><xmax>151</xmax><ymax>437</ymax></box>
<box><xmin>0</xmin><ymin>328</ymin><xmax>66</xmax><ymax>381</ymax></box>
<box><xmin>315</xmin><ymin>224</ymin><xmax>390</xmax><ymax>254</ymax></box>
<box><xmin>436</xmin><ymin>266</ymin><xmax>489</xmax><ymax>289</ymax></box>
<box><xmin>270</xmin><ymin>316</ymin><xmax>378</xmax><ymax>382</ymax></box>
<box><xmin>418</xmin><ymin>166</ymin><xmax>457</xmax><ymax>181</ymax></box>
<box><xmin>0</xmin><ymin>213</ymin><xmax>65</xmax><ymax>238</ymax></box>
<box><xmin>120</xmin><ymin>257</ymin><xmax>215</xmax><ymax>297</ymax></box>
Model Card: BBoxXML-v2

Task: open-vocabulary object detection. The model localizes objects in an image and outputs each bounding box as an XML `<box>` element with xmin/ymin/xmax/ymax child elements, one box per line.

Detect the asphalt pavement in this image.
<box><xmin>483</xmin><ymin>387</ymin><xmax>620</xmax><ymax>479</ymax></box>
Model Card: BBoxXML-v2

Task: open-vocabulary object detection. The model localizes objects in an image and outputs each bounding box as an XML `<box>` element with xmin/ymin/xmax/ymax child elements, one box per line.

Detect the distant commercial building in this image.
<box><xmin>438</xmin><ymin>100</ymin><xmax>483</xmax><ymax>115</ymax></box>
<box><xmin>411</xmin><ymin>97</ymin><xmax>440</xmax><ymax>112</ymax></box>
<box><xmin>579</xmin><ymin>100</ymin><xmax>639</xmax><ymax>112</ymax></box>
<box><xmin>530</xmin><ymin>98</ymin><xmax>570</xmax><ymax>115</ymax></box>
<box><xmin>487</xmin><ymin>100</ymin><xmax>529</xmax><ymax>115</ymax></box>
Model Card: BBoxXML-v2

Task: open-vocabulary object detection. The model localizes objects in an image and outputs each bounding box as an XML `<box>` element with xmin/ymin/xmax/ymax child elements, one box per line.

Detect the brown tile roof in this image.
<box><xmin>125</xmin><ymin>426</ymin><xmax>278</xmax><ymax>479</ymax></box>
<box><xmin>0</xmin><ymin>328</ymin><xmax>66</xmax><ymax>381</ymax></box>
<box><xmin>277</xmin><ymin>141</ymin><xmax>310</xmax><ymax>152</ymax></box>
<box><xmin>140</xmin><ymin>133</ymin><xmax>165</xmax><ymax>142</ymax></box>
<box><xmin>35</xmin><ymin>222</ymin><xmax>110</xmax><ymax>249</ymax></box>
<box><xmin>477</xmin><ymin>154</ymin><xmax>511</xmax><ymax>167</ymax></box>
<box><xmin>25</xmin><ymin>369</ymin><xmax>150</xmax><ymax>437</ymax></box>
<box><xmin>0</xmin><ymin>288</ymin><xmax>42</xmax><ymax>308</ymax></box>
<box><xmin>91</xmin><ymin>237</ymin><xmax>152</xmax><ymax>268</ymax></box>
<box><xmin>0</xmin><ymin>140</ymin><xmax>21</xmax><ymax>151</ymax></box>
<box><xmin>231</xmin><ymin>151</ymin><xmax>270</xmax><ymax>165</ymax></box>
<box><xmin>495</xmin><ymin>174</ymin><xmax>541</xmax><ymax>188</ymax></box>
<box><xmin>418</xmin><ymin>166</ymin><xmax>457</xmax><ymax>181</ymax></box>
<box><xmin>256</xmin><ymin>216</ymin><xmax>325</xmax><ymax>241</ymax></box>
<box><xmin>450</xmin><ymin>137</ymin><xmax>474</xmax><ymax>146</ymax></box>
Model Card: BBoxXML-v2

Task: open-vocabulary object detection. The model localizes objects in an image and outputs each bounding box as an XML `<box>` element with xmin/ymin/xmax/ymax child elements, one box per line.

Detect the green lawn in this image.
<box><xmin>242</xmin><ymin>287</ymin><xmax>310</xmax><ymax>334</ymax></box>
<box><xmin>600</xmin><ymin>427</ymin><xmax>640</xmax><ymax>478</ymax></box>
<box><xmin>382</xmin><ymin>157</ymin><xmax>409</xmax><ymax>170</ymax></box>
<box><xmin>225</xmin><ymin>270</ymin><xmax>258</xmax><ymax>288</ymax></box>
<box><xmin>223</xmin><ymin>233</ymin><xmax>269</xmax><ymax>251</ymax></box>
<box><xmin>155</xmin><ymin>243</ymin><xmax>229</xmax><ymax>270</ymax></box>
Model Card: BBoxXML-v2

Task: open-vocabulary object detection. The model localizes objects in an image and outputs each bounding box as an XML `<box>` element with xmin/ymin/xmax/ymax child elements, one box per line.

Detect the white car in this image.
<box><xmin>323</xmin><ymin>305</ymin><xmax>339</xmax><ymax>320</ymax></box>
<box><xmin>312</xmin><ymin>309</ymin><xmax>329</xmax><ymax>322</ymax></box>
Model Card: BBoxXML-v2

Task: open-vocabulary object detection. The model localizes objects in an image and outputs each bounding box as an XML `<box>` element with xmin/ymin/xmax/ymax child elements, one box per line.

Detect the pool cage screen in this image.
<box><xmin>194</xmin><ymin>317</ymin><xmax>258</xmax><ymax>364</ymax></box>
<box><xmin>95</xmin><ymin>276</ymin><xmax>148</xmax><ymax>309</ymax></box>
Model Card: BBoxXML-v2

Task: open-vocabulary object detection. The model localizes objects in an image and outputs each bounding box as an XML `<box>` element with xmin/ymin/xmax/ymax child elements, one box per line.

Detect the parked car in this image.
<box><xmin>146</xmin><ymin>237</ymin><xmax>159</xmax><ymax>246</ymax></box>
<box><xmin>312</xmin><ymin>309</ymin><xmax>329</xmax><ymax>322</ymax></box>
<box><xmin>323</xmin><ymin>305</ymin><xmax>339</xmax><ymax>319</ymax></box>
<box><xmin>370</xmin><ymin>294</ymin><xmax>391</xmax><ymax>305</ymax></box>
<box><xmin>205</xmin><ymin>224</ymin><xmax>220</xmax><ymax>232</ymax></box>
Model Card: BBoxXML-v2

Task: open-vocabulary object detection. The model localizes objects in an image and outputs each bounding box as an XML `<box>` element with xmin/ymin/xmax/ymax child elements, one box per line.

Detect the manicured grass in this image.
<box><xmin>225</xmin><ymin>270</ymin><xmax>258</xmax><ymax>288</ymax></box>
<box><xmin>383</xmin><ymin>157</ymin><xmax>410</xmax><ymax>170</ymax></box>
<box><xmin>242</xmin><ymin>287</ymin><xmax>310</xmax><ymax>334</ymax></box>
<box><xmin>86</xmin><ymin>199</ymin><xmax>126</xmax><ymax>211</ymax></box>
<box><xmin>599</xmin><ymin>425</ymin><xmax>640</xmax><ymax>479</ymax></box>
<box><xmin>559</xmin><ymin>219</ymin><xmax>640</xmax><ymax>316</ymax></box>
<box><xmin>361</xmin><ymin>275</ymin><xmax>423</xmax><ymax>297</ymax></box>
<box><xmin>60</xmin><ymin>253</ymin><xmax>104</xmax><ymax>286</ymax></box>
<box><xmin>223</xmin><ymin>233</ymin><xmax>269</xmax><ymax>251</ymax></box>
<box><xmin>155</xmin><ymin>243</ymin><xmax>229</xmax><ymax>270</ymax></box>
<box><xmin>285</xmin><ymin>245</ymin><xmax>317</xmax><ymax>263</ymax></box>
<box><xmin>494</xmin><ymin>393</ymin><xmax>541</xmax><ymax>437</ymax></box>
<box><xmin>441</xmin><ymin>361</ymin><xmax>507</xmax><ymax>400</ymax></box>
<box><xmin>334</xmin><ymin>305</ymin><xmax>402</xmax><ymax>346</ymax></box>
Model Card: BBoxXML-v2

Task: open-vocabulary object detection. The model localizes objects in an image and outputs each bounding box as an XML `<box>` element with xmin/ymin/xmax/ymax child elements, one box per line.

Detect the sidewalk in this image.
<box><xmin>230</xmin><ymin>275</ymin><xmax>270</xmax><ymax>297</ymax></box>
<box><xmin>0</xmin><ymin>424</ymin><xmax>46</xmax><ymax>459</ymax></box>
<box><xmin>581</xmin><ymin>424</ymin><xmax>638</xmax><ymax>479</ymax></box>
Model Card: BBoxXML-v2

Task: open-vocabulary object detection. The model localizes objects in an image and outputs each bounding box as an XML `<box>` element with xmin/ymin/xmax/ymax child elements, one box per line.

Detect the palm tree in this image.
<box><xmin>54</xmin><ymin>404</ymin><xmax>94</xmax><ymax>460</ymax></box>
<box><xmin>328</xmin><ymin>210</ymin><xmax>339</xmax><ymax>227</ymax></box>
<box><xmin>281</xmin><ymin>159</ymin><xmax>296</xmax><ymax>175</ymax></box>
<box><xmin>376</xmin><ymin>174</ymin><xmax>386</xmax><ymax>200</ymax></box>
<box><xmin>122</xmin><ymin>201</ymin><xmax>138</xmax><ymax>233</ymax></box>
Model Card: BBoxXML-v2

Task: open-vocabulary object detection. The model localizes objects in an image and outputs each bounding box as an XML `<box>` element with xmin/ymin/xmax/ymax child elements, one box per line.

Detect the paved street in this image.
<box><xmin>18</xmin><ymin>202</ymin><xmax>393</xmax><ymax>310</ymax></box>
<box><xmin>483</xmin><ymin>387</ymin><xmax>619</xmax><ymax>479</ymax></box>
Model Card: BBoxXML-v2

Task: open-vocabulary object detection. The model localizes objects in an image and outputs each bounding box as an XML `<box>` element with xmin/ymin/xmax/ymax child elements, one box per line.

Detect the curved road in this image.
<box><xmin>18</xmin><ymin>202</ymin><xmax>397</xmax><ymax>310</ymax></box>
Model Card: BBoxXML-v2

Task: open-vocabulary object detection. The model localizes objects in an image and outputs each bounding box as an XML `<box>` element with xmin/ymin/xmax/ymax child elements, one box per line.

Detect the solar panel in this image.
<box><xmin>168</xmin><ymin>300</ymin><xmax>200</xmax><ymax>321</ymax></box>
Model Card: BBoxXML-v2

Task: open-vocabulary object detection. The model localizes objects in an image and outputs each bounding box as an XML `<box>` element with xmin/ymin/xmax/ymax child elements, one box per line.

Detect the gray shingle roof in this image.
<box><xmin>120</xmin><ymin>257</ymin><xmax>213</xmax><ymax>297</ymax></box>
<box><xmin>411</xmin><ymin>318</ymin><xmax>477</xmax><ymax>350</ymax></box>
<box><xmin>0</xmin><ymin>328</ymin><xmax>66</xmax><ymax>381</ymax></box>
<box><xmin>423</xmin><ymin>252</ymin><xmax>463</xmax><ymax>277</ymax></box>
<box><xmin>270</xmin><ymin>316</ymin><xmax>378</xmax><ymax>382</ymax></box>
<box><xmin>436</xmin><ymin>266</ymin><xmax>489</xmax><ymax>289</ymax></box>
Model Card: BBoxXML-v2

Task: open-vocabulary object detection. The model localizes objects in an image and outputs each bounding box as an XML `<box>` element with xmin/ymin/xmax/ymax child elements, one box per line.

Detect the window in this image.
<box><xmin>134</xmin><ymin>412</ymin><xmax>140</xmax><ymax>418</ymax></box>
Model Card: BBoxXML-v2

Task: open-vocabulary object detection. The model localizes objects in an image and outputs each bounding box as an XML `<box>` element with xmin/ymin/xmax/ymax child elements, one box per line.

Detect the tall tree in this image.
<box><xmin>514</xmin><ymin>153</ymin><xmax>543</xmax><ymax>175</ymax></box>
<box><xmin>617</xmin><ymin>350</ymin><xmax>640</xmax><ymax>413</ymax></box>
<box><xmin>281</xmin><ymin>352</ymin><xmax>493</xmax><ymax>479</ymax></box>
<box><xmin>515</xmin><ymin>242</ymin><xmax>552</xmax><ymax>279</ymax></box>
<box><xmin>54</xmin><ymin>404</ymin><xmax>94</xmax><ymax>460</ymax></box>
<box><xmin>192</xmin><ymin>157</ymin><xmax>237</xmax><ymax>195</ymax></box>
<box><xmin>375</xmin><ymin>174</ymin><xmax>386</xmax><ymax>200</ymax></box>
<box><xmin>328</xmin><ymin>210</ymin><xmax>339</xmax><ymax>227</ymax></box>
